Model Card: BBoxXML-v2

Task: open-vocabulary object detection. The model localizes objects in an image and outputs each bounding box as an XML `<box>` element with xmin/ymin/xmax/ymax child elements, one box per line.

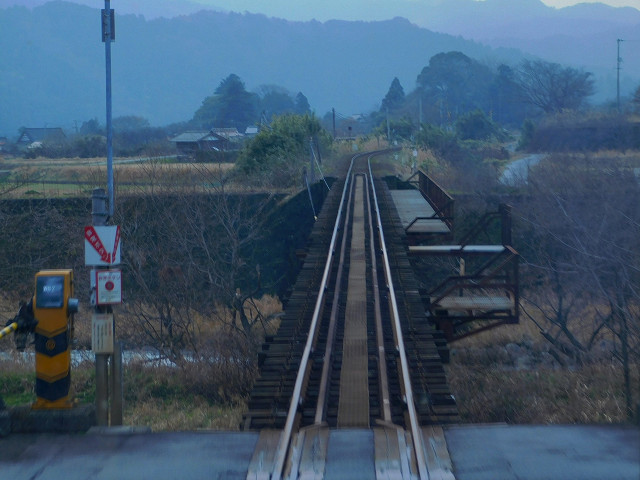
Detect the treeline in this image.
<box><xmin>12</xmin><ymin>74</ymin><xmax>314</xmax><ymax>161</ymax></box>
<box><xmin>364</xmin><ymin>52</ymin><xmax>597</xmax><ymax>142</ymax></box>
<box><xmin>520</xmin><ymin>114</ymin><xmax>640</xmax><ymax>152</ymax></box>
<box><xmin>16</xmin><ymin>116</ymin><xmax>175</xmax><ymax>159</ymax></box>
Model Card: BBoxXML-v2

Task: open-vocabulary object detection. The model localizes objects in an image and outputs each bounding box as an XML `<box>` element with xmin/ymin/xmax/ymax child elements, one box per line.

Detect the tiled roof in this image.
<box><xmin>169</xmin><ymin>131</ymin><xmax>210</xmax><ymax>142</ymax></box>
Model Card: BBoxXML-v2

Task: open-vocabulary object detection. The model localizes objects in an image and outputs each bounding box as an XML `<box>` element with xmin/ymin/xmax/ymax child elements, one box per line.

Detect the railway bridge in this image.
<box><xmin>1</xmin><ymin>151</ymin><xmax>637</xmax><ymax>480</ymax></box>
<box><xmin>243</xmin><ymin>150</ymin><xmax>520</xmax><ymax>479</ymax></box>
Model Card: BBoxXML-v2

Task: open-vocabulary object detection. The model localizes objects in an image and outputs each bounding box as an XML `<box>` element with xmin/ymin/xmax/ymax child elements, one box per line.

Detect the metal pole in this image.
<box><xmin>309</xmin><ymin>137</ymin><xmax>315</xmax><ymax>184</ymax></box>
<box><xmin>95</xmin><ymin>355</ymin><xmax>109</xmax><ymax>425</ymax></box>
<box><xmin>92</xmin><ymin>188</ymin><xmax>110</xmax><ymax>426</ymax></box>
<box><xmin>332</xmin><ymin>108</ymin><xmax>336</xmax><ymax>139</ymax></box>
<box><xmin>104</xmin><ymin>1</ymin><xmax>114</xmax><ymax>217</ymax></box>
<box><xmin>617</xmin><ymin>39</ymin><xmax>624</xmax><ymax>113</ymax></box>
<box><xmin>110</xmin><ymin>341</ymin><xmax>123</xmax><ymax>425</ymax></box>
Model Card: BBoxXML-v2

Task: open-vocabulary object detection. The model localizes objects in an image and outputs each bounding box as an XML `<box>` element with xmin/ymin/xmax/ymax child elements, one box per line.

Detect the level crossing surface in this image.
<box><xmin>0</xmin><ymin>424</ymin><xmax>637</xmax><ymax>480</ymax></box>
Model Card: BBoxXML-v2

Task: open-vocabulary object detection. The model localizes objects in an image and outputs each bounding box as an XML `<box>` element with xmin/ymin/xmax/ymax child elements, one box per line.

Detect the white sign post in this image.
<box><xmin>84</xmin><ymin>225</ymin><xmax>121</xmax><ymax>266</ymax></box>
<box><xmin>95</xmin><ymin>269</ymin><xmax>122</xmax><ymax>305</ymax></box>
<box><xmin>92</xmin><ymin>313</ymin><xmax>114</xmax><ymax>354</ymax></box>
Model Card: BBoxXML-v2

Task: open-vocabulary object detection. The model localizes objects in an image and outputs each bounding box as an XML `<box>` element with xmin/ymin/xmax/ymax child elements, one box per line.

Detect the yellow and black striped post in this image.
<box><xmin>0</xmin><ymin>322</ymin><xmax>17</xmax><ymax>341</ymax></box>
<box><xmin>31</xmin><ymin>270</ymin><xmax>78</xmax><ymax>410</ymax></box>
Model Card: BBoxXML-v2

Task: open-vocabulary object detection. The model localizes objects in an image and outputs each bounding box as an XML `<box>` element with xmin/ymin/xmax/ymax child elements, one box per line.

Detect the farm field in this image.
<box><xmin>0</xmin><ymin>155</ymin><xmax>237</xmax><ymax>198</ymax></box>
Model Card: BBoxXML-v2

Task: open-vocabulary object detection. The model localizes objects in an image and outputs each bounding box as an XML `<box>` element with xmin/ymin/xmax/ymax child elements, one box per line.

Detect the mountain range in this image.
<box><xmin>1</xmin><ymin>0</ymin><xmax>639</xmax><ymax>137</ymax></box>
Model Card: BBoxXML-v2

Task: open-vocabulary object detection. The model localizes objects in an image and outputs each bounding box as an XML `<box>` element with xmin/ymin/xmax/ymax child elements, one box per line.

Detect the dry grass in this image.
<box><xmin>0</xmin><ymin>293</ymin><xmax>264</xmax><ymax>431</ymax></box>
<box><xmin>122</xmin><ymin>362</ymin><xmax>247</xmax><ymax>431</ymax></box>
<box><xmin>0</xmin><ymin>156</ymin><xmax>237</xmax><ymax>198</ymax></box>
<box><xmin>126</xmin><ymin>396</ymin><xmax>245</xmax><ymax>431</ymax></box>
<box><xmin>446</xmin><ymin>317</ymin><xmax>637</xmax><ymax>424</ymax></box>
<box><xmin>447</xmin><ymin>362</ymin><xmax>633</xmax><ymax>424</ymax></box>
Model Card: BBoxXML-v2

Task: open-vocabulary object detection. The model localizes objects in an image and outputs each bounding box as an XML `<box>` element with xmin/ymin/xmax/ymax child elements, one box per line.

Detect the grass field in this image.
<box><xmin>0</xmin><ymin>155</ymin><xmax>237</xmax><ymax>198</ymax></box>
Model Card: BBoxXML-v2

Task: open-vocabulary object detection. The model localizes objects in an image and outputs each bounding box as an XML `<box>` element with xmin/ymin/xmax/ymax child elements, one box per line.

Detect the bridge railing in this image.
<box><xmin>407</xmin><ymin>169</ymin><xmax>455</xmax><ymax>230</ymax></box>
<box><xmin>409</xmin><ymin>204</ymin><xmax>520</xmax><ymax>342</ymax></box>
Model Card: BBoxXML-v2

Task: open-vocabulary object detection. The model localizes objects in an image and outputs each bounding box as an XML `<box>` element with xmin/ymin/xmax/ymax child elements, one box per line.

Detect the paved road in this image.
<box><xmin>500</xmin><ymin>153</ymin><xmax>544</xmax><ymax>186</ymax></box>
<box><xmin>0</xmin><ymin>425</ymin><xmax>637</xmax><ymax>480</ymax></box>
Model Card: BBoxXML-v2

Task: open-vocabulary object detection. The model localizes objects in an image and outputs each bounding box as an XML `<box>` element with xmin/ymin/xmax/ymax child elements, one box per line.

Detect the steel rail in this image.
<box><xmin>364</xmin><ymin>173</ymin><xmax>392</xmax><ymax>423</ymax></box>
<box><xmin>313</xmin><ymin>169</ymin><xmax>357</xmax><ymax>425</ymax></box>
<box><xmin>368</xmin><ymin>154</ymin><xmax>430</xmax><ymax>480</ymax></box>
<box><xmin>270</xmin><ymin>152</ymin><xmax>369</xmax><ymax>480</ymax></box>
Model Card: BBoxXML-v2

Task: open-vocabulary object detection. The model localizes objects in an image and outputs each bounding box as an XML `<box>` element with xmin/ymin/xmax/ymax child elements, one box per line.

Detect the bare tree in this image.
<box><xmin>517</xmin><ymin>59</ymin><xmax>595</xmax><ymax>114</ymax></box>
<box><xmin>517</xmin><ymin>154</ymin><xmax>639</xmax><ymax>419</ymax></box>
<box><xmin>118</xmin><ymin>163</ymin><xmax>281</xmax><ymax>364</ymax></box>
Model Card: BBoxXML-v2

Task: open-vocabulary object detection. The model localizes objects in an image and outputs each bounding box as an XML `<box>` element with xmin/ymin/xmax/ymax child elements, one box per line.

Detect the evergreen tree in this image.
<box><xmin>381</xmin><ymin>77</ymin><xmax>405</xmax><ymax>113</ymax></box>
<box><xmin>192</xmin><ymin>74</ymin><xmax>259</xmax><ymax>131</ymax></box>
<box><xmin>294</xmin><ymin>92</ymin><xmax>311</xmax><ymax>115</ymax></box>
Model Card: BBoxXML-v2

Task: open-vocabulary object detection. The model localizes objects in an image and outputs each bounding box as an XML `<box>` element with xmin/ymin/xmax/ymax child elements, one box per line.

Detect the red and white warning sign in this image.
<box><xmin>85</xmin><ymin>225</ymin><xmax>121</xmax><ymax>266</ymax></box>
<box><xmin>95</xmin><ymin>269</ymin><xmax>122</xmax><ymax>305</ymax></box>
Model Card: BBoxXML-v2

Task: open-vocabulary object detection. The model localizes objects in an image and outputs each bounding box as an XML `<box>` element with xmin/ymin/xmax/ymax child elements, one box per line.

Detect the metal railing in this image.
<box><xmin>408</xmin><ymin>169</ymin><xmax>455</xmax><ymax>230</ymax></box>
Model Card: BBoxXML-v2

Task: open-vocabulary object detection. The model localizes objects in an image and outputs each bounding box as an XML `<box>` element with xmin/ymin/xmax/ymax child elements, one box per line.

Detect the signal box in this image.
<box><xmin>32</xmin><ymin>269</ymin><xmax>78</xmax><ymax>409</ymax></box>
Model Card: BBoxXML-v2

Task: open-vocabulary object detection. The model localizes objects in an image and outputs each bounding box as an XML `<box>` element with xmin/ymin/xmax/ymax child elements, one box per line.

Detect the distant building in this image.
<box><xmin>17</xmin><ymin>128</ymin><xmax>66</xmax><ymax>148</ymax></box>
<box><xmin>210</xmin><ymin>128</ymin><xmax>245</xmax><ymax>150</ymax></box>
<box><xmin>0</xmin><ymin>137</ymin><xmax>7</xmax><ymax>152</ymax></box>
<box><xmin>170</xmin><ymin>128</ymin><xmax>244</xmax><ymax>155</ymax></box>
<box><xmin>244</xmin><ymin>125</ymin><xmax>259</xmax><ymax>137</ymax></box>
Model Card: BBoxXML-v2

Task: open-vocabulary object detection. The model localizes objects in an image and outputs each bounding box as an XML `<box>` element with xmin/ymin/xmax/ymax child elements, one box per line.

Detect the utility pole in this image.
<box><xmin>103</xmin><ymin>1</ymin><xmax>115</xmax><ymax>216</ymax></box>
<box><xmin>617</xmin><ymin>38</ymin><xmax>624</xmax><ymax>112</ymax></box>
<box><xmin>332</xmin><ymin>108</ymin><xmax>336</xmax><ymax>139</ymax></box>
<box><xmin>309</xmin><ymin>137</ymin><xmax>315</xmax><ymax>184</ymax></box>
<box><xmin>386</xmin><ymin>107</ymin><xmax>391</xmax><ymax>144</ymax></box>
<box><xmin>94</xmin><ymin>1</ymin><xmax>122</xmax><ymax>427</ymax></box>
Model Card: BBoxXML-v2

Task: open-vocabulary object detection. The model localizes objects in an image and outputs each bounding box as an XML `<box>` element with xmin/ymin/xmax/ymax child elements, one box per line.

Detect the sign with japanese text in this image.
<box><xmin>84</xmin><ymin>225</ymin><xmax>121</xmax><ymax>266</ymax></box>
<box><xmin>95</xmin><ymin>269</ymin><xmax>122</xmax><ymax>305</ymax></box>
<box><xmin>92</xmin><ymin>313</ymin><xmax>114</xmax><ymax>354</ymax></box>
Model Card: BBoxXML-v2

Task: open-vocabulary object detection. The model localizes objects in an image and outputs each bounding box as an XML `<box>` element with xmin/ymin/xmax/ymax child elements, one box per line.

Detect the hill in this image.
<box><xmin>1</xmin><ymin>0</ymin><xmax>639</xmax><ymax>137</ymax></box>
<box><xmin>0</xmin><ymin>1</ymin><xmax>518</xmax><ymax>136</ymax></box>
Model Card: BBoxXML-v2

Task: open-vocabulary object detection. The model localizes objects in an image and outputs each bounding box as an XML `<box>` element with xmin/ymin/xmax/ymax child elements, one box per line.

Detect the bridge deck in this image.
<box><xmin>389</xmin><ymin>189</ymin><xmax>450</xmax><ymax>234</ymax></box>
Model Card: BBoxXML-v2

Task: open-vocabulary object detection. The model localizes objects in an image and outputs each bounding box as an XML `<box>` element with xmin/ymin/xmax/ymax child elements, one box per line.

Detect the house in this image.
<box><xmin>170</xmin><ymin>128</ymin><xmax>245</xmax><ymax>155</ymax></box>
<box><xmin>244</xmin><ymin>125</ymin><xmax>259</xmax><ymax>137</ymax></box>
<box><xmin>16</xmin><ymin>128</ymin><xmax>66</xmax><ymax>148</ymax></box>
<box><xmin>0</xmin><ymin>137</ymin><xmax>7</xmax><ymax>152</ymax></box>
<box><xmin>210</xmin><ymin>128</ymin><xmax>245</xmax><ymax>150</ymax></box>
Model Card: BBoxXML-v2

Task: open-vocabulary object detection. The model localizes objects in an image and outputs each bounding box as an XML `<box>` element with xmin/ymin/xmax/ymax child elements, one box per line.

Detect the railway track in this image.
<box><xmin>244</xmin><ymin>151</ymin><xmax>458</xmax><ymax>479</ymax></box>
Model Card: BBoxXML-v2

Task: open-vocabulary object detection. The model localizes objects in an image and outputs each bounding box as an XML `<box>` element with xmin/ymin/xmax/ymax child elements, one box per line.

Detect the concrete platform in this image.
<box><xmin>389</xmin><ymin>189</ymin><xmax>450</xmax><ymax>234</ymax></box>
<box><xmin>0</xmin><ymin>424</ymin><xmax>637</xmax><ymax>480</ymax></box>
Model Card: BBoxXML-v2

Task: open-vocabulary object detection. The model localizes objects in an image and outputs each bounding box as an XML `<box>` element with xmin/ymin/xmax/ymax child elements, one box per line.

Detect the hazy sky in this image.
<box><xmin>191</xmin><ymin>0</ymin><xmax>640</xmax><ymax>10</ymax></box>
<box><xmin>185</xmin><ymin>0</ymin><xmax>640</xmax><ymax>22</ymax></box>
<box><xmin>542</xmin><ymin>0</ymin><xmax>639</xmax><ymax>6</ymax></box>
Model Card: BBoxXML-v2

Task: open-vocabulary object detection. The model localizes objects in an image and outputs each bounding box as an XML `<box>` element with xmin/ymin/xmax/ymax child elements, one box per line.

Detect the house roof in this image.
<box><xmin>17</xmin><ymin>128</ymin><xmax>66</xmax><ymax>144</ymax></box>
<box><xmin>211</xmin><ymin>128</ymin><xmax>242</xmax><ymax>138</ymax></box>
<box><xmin>170</xmin><ymin>129</ymin><xmax>245</xmax><ymax>144</ymax></box>
<box><xmin>169</xmin><ymin>131</ymin><xmax>210</xmax><ymax>143</ymax></box>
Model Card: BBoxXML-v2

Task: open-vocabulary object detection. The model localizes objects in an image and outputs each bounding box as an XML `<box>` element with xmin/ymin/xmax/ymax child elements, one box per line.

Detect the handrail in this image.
<box><xmin>458</xmin><ymin>205</ymin><xmax>512</xmax><ymax>248</ymax></box>
<box><xmin>409</xmin><ymin>169</ymin><xmax>455</xmax><ymax>230</ymax></box>
<box><xmin>428</xmin><ymin>249</ymin><xmax>518</xmax><ymax>308</ymax></box>
<box><xmin>405</xmin><ymin>214</ymin><xmax>454</xmax><ymax>232</ymax></box>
